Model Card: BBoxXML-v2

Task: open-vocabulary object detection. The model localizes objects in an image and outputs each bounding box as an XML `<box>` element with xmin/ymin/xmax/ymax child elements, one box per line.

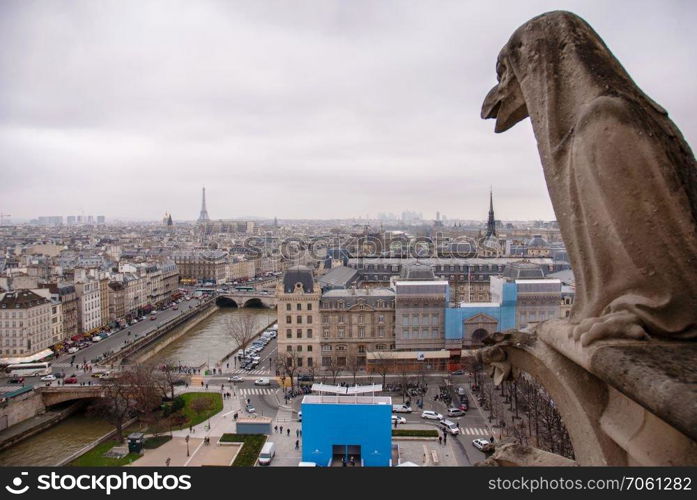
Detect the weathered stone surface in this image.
<box><xmin>536</xmin><ymin>320</ymin><xmax>697</xmax><ymax>442</ymax></box>
<box><xmin>475</xmin><ymin>438</ymin><xmax>577</xmax><ymax>467</ymax></box>
<box><xmin>481</xmin><ymin>10</ymin><xmax>697</xmax><ymax>345</ymax></box>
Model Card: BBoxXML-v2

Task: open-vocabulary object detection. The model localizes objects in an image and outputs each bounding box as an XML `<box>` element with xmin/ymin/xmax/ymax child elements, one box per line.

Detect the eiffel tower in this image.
<box><xmin>198</xmin><ymin>186</ymin><xmax>210</xmax><ymax>222</ymax></box>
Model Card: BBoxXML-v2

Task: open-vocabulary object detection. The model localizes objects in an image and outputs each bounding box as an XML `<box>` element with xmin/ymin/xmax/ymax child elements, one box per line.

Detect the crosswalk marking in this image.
<box><xmin>240</xmin><ymin>388</ymin><xmax>275</xmax><ymax>396</ymax></box>
<box><xmin>462</xmin><ymin>427</ymin><xmax>489</xmax><ymax>435</ymax></box>
<box><xmin>229</xmin><ymin>369</ymin><xmax>269</xmax><ymax>375</ymax></box>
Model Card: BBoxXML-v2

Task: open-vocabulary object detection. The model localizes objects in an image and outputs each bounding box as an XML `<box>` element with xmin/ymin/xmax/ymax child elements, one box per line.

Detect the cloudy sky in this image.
<box><xmin>1</xmin><ymin>0</ymin><xmax>695</xmax><ymax>222</ymax></box>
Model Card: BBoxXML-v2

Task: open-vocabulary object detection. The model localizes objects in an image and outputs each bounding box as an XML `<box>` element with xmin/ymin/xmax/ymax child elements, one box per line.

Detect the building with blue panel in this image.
<box><xmin>301</xmin><ymin>394</ymin><xmax>392</xmax><ymax>467</ymax></box>
<box><xmin>445</xmin><ymin>261</ymin><xmax>563</xmax><ymax>346</ymax></box>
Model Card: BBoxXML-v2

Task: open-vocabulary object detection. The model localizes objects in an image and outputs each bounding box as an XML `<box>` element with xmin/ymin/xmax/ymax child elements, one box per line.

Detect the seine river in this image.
<box><xmin>0</xmin><ymin>307</ymin><xmax>275</xmax><ymax>466</ymax></box>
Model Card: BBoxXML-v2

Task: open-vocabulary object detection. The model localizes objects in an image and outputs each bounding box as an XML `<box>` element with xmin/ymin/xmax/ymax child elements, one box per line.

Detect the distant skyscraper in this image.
<box><xmin>486</xmin><ymin>188</ymin><xmax>497</xmax><ymax>237</ymax></box>
<box><xmin>97</xmin><ymin>216</ymin><xmax>105</xmax><ymax>224</ymax></box>
<box><xmin>198</xmin><ymin>187</ymin><xmax>210</xmax><ymax>222</ymax></box>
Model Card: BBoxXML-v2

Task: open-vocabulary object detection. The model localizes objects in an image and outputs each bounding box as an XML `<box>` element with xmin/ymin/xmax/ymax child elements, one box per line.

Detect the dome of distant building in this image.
<box><xmin>399</xmin><ymin>262</ymin><xmax>436</xmax><ymax>281</ymax></box>
<box><xmin>283</xmin><ymin>265</ymin><xmax>314</xmax><ymax>293</ymax></box>
<box><xmin>527</xmin><ymin>234</ymin><xmax>548</xmax><ymax>248</ymax></box>
<box><xmin>502</xmin><ymin>261</ymin><xmax>545</xmax><ymax>280</ymax></box>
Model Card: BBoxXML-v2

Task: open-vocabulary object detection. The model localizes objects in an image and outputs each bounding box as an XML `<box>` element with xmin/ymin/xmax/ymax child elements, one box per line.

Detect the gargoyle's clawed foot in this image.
<box><xmin>572</xmin><ymin>311</ymin><xmax>649</xmax><ymax>346</ymax></box>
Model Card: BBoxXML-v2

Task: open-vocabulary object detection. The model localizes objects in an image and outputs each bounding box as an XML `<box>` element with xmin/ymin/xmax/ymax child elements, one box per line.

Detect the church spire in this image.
<box><xmin>486</xmin><ymin>187</ymin><xmax>496</xmax><ymax>237</ymax></box>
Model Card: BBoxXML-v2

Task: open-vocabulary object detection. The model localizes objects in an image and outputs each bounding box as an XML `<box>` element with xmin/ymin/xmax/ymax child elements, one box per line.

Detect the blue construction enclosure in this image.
<box><xmin>301</xmin><ymin>395</ymin><xmax>392</xmax><ymax>467</ymax></box>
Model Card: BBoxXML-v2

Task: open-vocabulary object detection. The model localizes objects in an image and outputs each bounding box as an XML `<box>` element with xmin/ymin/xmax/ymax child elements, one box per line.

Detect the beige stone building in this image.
<box><xmin>228</xmin><ymin>257</ymin><xmax>255</xmax><ymax>281</ymax></box>
<box><xmin>74</xmin><ymin>278</ymin><xmax>101</xmax><ymax>334</ymax></box>
<box><xmin>39</xmin><ymin>283</ymin><xmax>78</xmax><ymax>338</ymax></box>
<box><xmin>160</xmin><ymin>261</ymin><xmax>180</xmax><ymax>300</ymax></box>
<box><xmin>173</xmin><ymin>250</ymin><xmax>228</xmax><ymax>283</ymax></box>
<box><xmin>99</xmin><ymin>276</ymin><xmax>110</xmax><ymax>327</ymax></box>
<box><xmin>0</xmin><ymin>290</ymin><xmax>52</xmax><ymax>360</ymax></box>
<box><xmin>319</xmin><ymin>288</ymin><xmax>395</xmax><ymax>368</ymax></box>
<box><xmin>107</xmin><ymin>281</ymin><xmax>126</xmax><ymax>322</ymax></box>
<box><xmin>276</xmin><ymin>266</ymin><xmax>321</xmax><ymax>370</ymax></box>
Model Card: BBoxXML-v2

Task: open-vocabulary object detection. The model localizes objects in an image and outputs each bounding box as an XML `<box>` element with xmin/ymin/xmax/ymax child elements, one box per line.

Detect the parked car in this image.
<box><xmin>68</xmin><ymin>347</ymin><xmax>79</xmax><ymax>354</ymax></box>
<box><xmin>451</xmin><ymin>369</ymin><xmax>465</xmax><ymax>375</ymax></box>
<box><xmin>421</xmin><ymin>410</ymin><xmax>443</xmax><ymax>420</ymax></box>
<box><xmin>64</xmin><ymin>377</ymin><xmax>78</xmax><ymax>384</ymax></box>
<box><xmin>391</xmin><ymin>415</ymin><xmax>407</xmax><ymax>425</ymax></box>
<box><xmin>228</xmin><ymin>375</ymin><xmax>243</xmax><ymax>383</ymax></box>
<box><xmin>472</xmin><ymin>438</ymin><xmax>490</xmax><ymax>451</ymax></box>
<box><xmin>39</xmin><ymin>374</ymin><xmax>56</xmax><ymax>382</ymax></box>
<box><xmin>298</xmin><ymin>374</ymin><xmax>314</xmax><ymax>382</ymax></box>
<box><xmin>150</xmin><ymin>314</ymin><xmax>157</xmax><ymax>320</ymax></box>
<box><xmin>447</xmin><ymin>408</ymin><xmax>466</xmax><ymax>417</ymax></box>
<box><xmin>91</xmin><ymin>336</ymin><xmax>102</xmax><ymax>342</ymax></box>
<box><xmin>172</xmin><ymin>379</ymin><xmax>187</xmax><ymax>386</ymax></box>
<box><xmin>54</xmin><ymin>372</ymin><xmax>65</xmax><ymax>379</ymax></box>
<box><xmin>254</xmin><ymin>378</ymin><xmax>270</xmax><ymax>386</ymax></box>
<box><xmin>440</xmin><ymin>419</ymin><xmax>460</xmax><ymax>435</ymax></box>
<box><xmin>9</xmin><ymin>376</ymin><xmax>24</xmax><ymax>384</ymax></box>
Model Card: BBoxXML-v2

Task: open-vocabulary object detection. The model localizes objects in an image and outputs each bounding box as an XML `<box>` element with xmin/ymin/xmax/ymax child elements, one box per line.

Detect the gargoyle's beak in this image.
<box><xmin>481</xmin><ymin>85</ymin><xmax>501</xmax><ymax>120</ymax></box>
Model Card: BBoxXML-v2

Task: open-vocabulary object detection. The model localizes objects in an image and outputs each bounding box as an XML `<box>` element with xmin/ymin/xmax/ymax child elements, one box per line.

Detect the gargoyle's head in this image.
<box><xmin>481</xmin><ymin>53</ymin><xmax>528</xmax><ymax>133</ymax></box>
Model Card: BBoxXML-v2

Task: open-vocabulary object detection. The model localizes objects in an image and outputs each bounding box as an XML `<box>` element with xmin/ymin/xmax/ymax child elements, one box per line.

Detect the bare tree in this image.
<box><xmin>323</xmin><ymin>356</ymin><xmax>342</xmax><ymax>385</ymax></box>
<box><xmin>89</xmin><ymin>364</ymin><xmax>161</xmax><ymax>442</ymax></box>
<box><xmin>225</xmin><ymin>312</ymin><xmax>259</xmax><ymax>359</ymax></box>
<box><xmin>371</xmin><ymin>351</ymin><xmax>393</xmax><ymax>388</ymax></box>
<box><xmin>345</xmin><ymin>353</ymin><xmax>361</xmax><ymax>386</ymax></box>
<box><xmin>277</xmin><ymin>351</ymin><xmax>300</xmax><ymax>390</ymax></box>
<box><xmin>154</xmin><ymin>359</ymin><xmax>184</xmax><ymax>401</ymax></box>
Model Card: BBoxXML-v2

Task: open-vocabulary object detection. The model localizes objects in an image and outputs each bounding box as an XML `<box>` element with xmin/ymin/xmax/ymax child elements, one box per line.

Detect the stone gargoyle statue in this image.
<box><xmin>481</xmin><ymin>11</ymin><xmax>697</xmax><ymax>345</ymax></box>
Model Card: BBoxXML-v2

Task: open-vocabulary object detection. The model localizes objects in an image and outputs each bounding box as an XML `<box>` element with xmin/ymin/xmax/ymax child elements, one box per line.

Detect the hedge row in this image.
<box><xmin>392</xmin><ymin>429</ymin><xmax>439</xmax><ymax>437</ymax></box>
<box><xmin>219</xmin><ymin>434</ymin><xmax>267</xmax><ymax>466</ymax></box>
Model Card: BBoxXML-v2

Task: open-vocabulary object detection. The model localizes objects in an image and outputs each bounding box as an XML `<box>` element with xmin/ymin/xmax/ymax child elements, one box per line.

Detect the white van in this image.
<box><xmin>258</xmin><ymin>442</ymin><xmax>276</xmax><ymax>465</ymax></box>
<box><xmin>440</xmin><ymin>419</ymin><xmax>460</xmax><ymax>435</ymax></box>
<box><xmin>392</xmin><ymin>404</ymin><xmax>412</xmax><ymax>413</ymax></box>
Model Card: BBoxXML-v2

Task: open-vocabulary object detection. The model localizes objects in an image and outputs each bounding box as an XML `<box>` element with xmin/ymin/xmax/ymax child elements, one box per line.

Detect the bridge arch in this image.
<box><xmin>216</xmin><ymin>296</ymin><xmax>239</xmax><ymax>308</ymax></box>
<box><xmin>243</xmin><ymin>298</ymin><xmax>267</xmax><ymax>308</ymax></box>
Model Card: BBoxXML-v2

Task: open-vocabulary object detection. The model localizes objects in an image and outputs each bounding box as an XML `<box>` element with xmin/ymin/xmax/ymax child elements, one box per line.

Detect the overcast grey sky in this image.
<box><xmin>1</xmin><ymin>0</ymin><xmax>695</xmax><ymax>222</ymax></box>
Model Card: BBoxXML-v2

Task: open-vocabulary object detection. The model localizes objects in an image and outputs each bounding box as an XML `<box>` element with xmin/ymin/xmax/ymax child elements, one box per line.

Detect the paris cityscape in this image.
<box><xmin>0</xmin><ymin>0</ymin><xmax>695</xmax><ymax>485</ymax></box>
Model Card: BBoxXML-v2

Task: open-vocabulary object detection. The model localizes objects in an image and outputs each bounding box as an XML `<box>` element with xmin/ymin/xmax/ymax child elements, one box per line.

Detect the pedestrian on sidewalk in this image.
<box><xmin>280</xmin><ymin>425</ymin><xmax>283</xmax><ymax>434</ymax></box>
<box><xmin>438</xmin><ymin>436</ymin><xmax>442</xmax><ymax>446</ymax></box>
<box><xmin>295</xmin><ymin>440</ymin><xmax>299</xmax><ymax>449</ymax></box>
<box><xmin>274</xmin><ymin>425</ymin><xmax>278</xmax><ymax>433</ymax></box>
<box><xmin>443</xmin><ymin>433</ymin><xmax>448</xmax><ymax>445</ymax></box>
<box><xmin>296</xmin><ymin>429</ymin><xmax>299</xmax><ymax>438</ymax></box>
<box><xmin>287</xmin><ymin>428</ymin><xmax>290</xmax><ymax>437</ymax></box>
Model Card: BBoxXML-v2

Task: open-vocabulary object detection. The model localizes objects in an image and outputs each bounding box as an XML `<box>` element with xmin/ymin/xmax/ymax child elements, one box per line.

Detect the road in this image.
<box><xmin>0</xmin><ymin>296</ymin><xmax>204</xmax><ymax>389</ymax></box>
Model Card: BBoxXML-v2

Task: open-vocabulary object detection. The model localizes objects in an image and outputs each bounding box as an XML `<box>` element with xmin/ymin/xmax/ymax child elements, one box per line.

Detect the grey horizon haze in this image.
<box><xmin>1</xmin><ymin>0</ymin><xmax>695</xmax><ymax>222</ymax></box>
